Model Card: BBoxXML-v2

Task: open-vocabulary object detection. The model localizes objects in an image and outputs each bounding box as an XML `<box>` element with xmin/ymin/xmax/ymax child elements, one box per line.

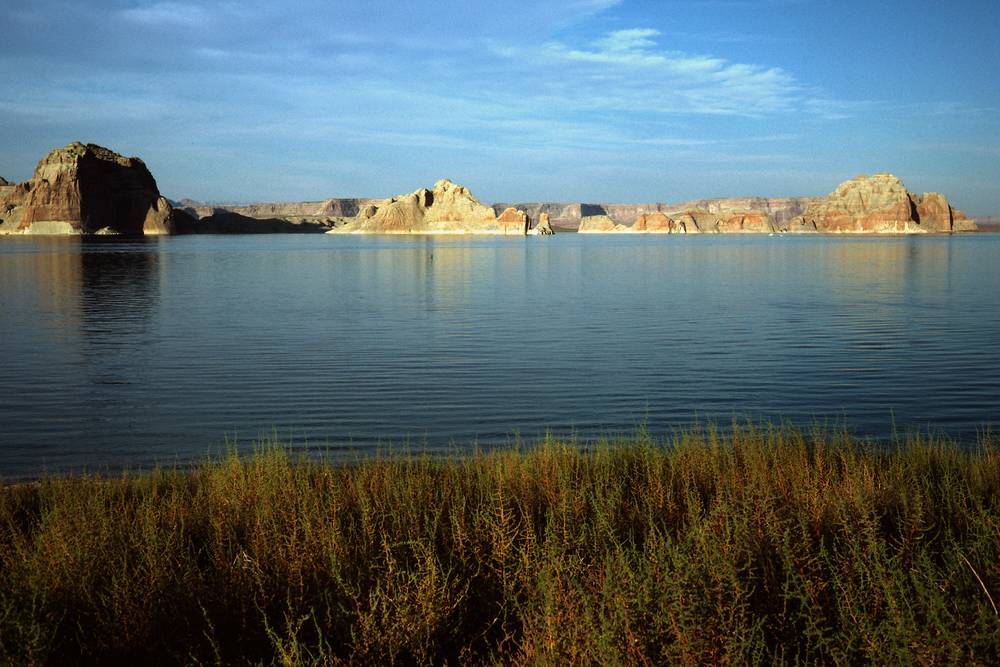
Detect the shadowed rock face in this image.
<box><xmin>0</xmin><ymin>142</ymin><xmax>179</xmax><ymax>235</ymax></box>
<box><xmin>179</xmin><ymin>211</ymin><xmax>330</xmax><ymax>234</ymax></box>
<box><xmin>177</xmin><ymin>198</ymin><xmax>386</xmax><ymax>222</ymax></box>
<box><xmin>787</xmin><ymin>173</ymin><xmax>976</xmax><ymax>233</ymax></box>
<box><xmin>329</xmin><ymin>179</ymin><xmax>528</xmax><ymax>234</ymax></box>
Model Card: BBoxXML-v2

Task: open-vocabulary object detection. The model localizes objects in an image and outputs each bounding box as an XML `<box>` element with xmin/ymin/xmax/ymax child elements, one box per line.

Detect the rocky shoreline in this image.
<box><xmin>0</xmin><ymin>142</ymin><xmax>982</xmax><ymax>235</ymax></box>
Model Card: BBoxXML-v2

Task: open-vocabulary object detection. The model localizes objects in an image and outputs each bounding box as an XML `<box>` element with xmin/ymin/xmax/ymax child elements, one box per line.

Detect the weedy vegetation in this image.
<box><xmin>1</xmin><ymin>423</ymin><xmax>998</xmax><ymax>665</ymax></box>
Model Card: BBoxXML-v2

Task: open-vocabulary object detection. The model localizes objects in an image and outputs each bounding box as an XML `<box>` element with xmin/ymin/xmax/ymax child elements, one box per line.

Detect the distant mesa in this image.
<box><xmin>0</xmin><ymin>142</ymin><xmax>184</xmax><ymax>236</ymax></box>
<box><xmin>328</xmin><ymin>179</ymin><xmax>535</xmax><ymax>235</ymax></box>
<box><xmin>175</xmin><ymin>197</ymin><xmax>380</xmax><ymax>233</ymax></box>
<box><xmin>578</xmin><ymin>173</ymin><xmax>975</xmax><ymax>234</ymax></box>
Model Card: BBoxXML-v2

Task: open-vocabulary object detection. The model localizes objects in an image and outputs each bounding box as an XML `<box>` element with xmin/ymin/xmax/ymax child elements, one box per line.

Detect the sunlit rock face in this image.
<box><xmin>497</xmin><ymin>207</ymin><xmax>530</xmax><ymax>235</ymax></box>
<box><xmin>715</xmin><ymin>211</ymin><xmax>776</xmax><ymax>233</ymax></box>
<box><xmin>631</xmin><ymin>212</ymin><xmax>674</xmax><ymax>232</ymax></box>
<box><xmin>0</xmin><ymin>142</ymin><xmax>181</xmax><ymax>235</ymax></box>
<box><xmin>329</xmin><ymin>179</ymin><xmax>528</xmax><ymax>234</ymax></box>
<box><xmin>787</xmin><ymin>173</ymin><xmax>975</xmax><ymax>233</ymax></box>
<box><xmin>527</xmin><ymin>212</ymin><xmax>555</xmax><ymax>235</ymax></box>
<box><xmin>578</xmin><ymin>215</ymin><xmax>629</xmax><ymax>233</ymax></box>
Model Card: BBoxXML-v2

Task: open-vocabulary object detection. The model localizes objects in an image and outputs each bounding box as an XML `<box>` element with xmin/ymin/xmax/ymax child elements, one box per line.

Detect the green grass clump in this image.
<box><xmin>1</xmin><ymin>424</ymin><xmax>998</xmax><ymax>665</ymax></box>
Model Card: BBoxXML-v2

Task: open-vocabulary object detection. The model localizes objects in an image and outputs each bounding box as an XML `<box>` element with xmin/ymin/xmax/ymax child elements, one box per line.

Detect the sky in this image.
<box><xmin>1</xmin><ymin>0</ymin><xmax>999</xmax><ymax>213</ymax></box>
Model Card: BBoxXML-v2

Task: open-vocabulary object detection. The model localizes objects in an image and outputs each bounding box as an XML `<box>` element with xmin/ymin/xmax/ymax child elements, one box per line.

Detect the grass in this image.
<box><xmin>1</xmin><ymin>423</ymin><xmax>999</xmax><ymax>665</ymax></box>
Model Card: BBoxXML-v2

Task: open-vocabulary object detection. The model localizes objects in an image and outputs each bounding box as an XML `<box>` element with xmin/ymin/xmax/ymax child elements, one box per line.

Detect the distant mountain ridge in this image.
<box><xmin>0</xmin><ymin>142</ymin><xmax>986</xmax><ymax>235</ymax></box>
<box><xmin>490</xmin><ymin>198</ymin><xmax>818</xmax><ymax>230</ymax></box>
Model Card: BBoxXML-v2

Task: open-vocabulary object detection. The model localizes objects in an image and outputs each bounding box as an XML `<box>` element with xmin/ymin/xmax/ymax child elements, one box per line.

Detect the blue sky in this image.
<box><xmin>1</xmin><ymin>0</ymin><xmax>998</xmax><ymax>213</ymax></box>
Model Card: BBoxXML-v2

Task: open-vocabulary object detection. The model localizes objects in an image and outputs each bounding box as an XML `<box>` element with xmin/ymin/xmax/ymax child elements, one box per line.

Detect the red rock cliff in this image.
<box><xmin>0</xmin><ymin>142</ymin><xmax>179</xmax><ymax>235</ymax></box>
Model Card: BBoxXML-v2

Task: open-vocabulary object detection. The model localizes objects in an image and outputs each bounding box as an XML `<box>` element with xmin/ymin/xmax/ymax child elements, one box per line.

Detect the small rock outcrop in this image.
<box><xmin>0</xmin><ymin>142</ymin><xmax>181</xmax><ymax>235</ymax></box>
<box><xmin>329</xmin><ymin>179</ymin><xmax>525</xmax><ymax>235</ymax></box>
<box><xmin>497</xmin><ymin>207</ymin><xmax>530</xmax><ymax>235</ymax></box>
<box><xmin>0</xmin><ymin>177</ymin><xmax>10</xmax><ymax>186</ymax></box>
<box><xmin>578</xmin><ymin>215</ymin><xmax>629</xmax><ymax>233</ymax></box>
<box><xmin>952</xmin><ymin>210</ymin><xmax>978</xmax><ymax>232</ymax></box>
<box><xmin>670</xmin><ymin>210</ymin><xmax>720</xmax><ymax>233</ymax></box>
<box><xmin>528</xmin><ymin>212</ymin><xmax>555</xmax><ymax>235</ymax></box>
<box><xmin>787</xmin><ymin>173</ymin><xmax>975</xmax><ymax>233</ymax></box>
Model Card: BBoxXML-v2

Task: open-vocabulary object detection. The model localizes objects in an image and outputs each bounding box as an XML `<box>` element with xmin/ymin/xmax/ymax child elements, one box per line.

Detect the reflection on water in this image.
<box><xmin>1</xmin><ymin>234</ymin><xmax>998</xmax><ymax>477</ymax></box>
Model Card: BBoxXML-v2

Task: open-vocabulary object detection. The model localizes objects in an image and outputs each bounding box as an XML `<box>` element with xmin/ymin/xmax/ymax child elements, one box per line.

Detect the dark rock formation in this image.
<box><xmin>181</xmin><ymin>211</ymin><xmax>330</xmax><ymax>234</ymax></box>
<box><xmin>0</xmin><ymin>142</ymin><xmax>180</xmax><ymax>235</ymax></box>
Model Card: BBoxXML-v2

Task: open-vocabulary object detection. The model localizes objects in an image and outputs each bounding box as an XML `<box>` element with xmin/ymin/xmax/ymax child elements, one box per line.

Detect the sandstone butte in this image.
<box><xmin>0</xmin><ymin>142</ymin><xmax>185</xmax><ymax>236</ymax></box>
<box><xmin>327</xmin><ymin>179</ymin><xmax>539</xmax><ymax>235</ymax></box>
<box><xmin>578</xmin><ymin>173</ymin><xmax>976</xmax><ymax>234</ymax></box>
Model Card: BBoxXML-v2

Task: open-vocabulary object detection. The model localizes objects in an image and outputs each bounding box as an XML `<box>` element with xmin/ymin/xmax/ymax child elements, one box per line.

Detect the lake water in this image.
<box><xmin>1</xmin><ymin>234</ymin><xmax>998</xmax><ymax>477</ymax></box>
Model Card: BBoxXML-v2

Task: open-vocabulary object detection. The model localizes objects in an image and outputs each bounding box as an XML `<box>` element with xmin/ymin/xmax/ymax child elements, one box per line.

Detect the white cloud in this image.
<box><xmin>119</xmin><ymin>2</ymin><xmax>210</xmax><ymax>27</ymax></box>
<box><xmin>535</xmin><ymin>28</ymin><xmax>801</xmax><ymax>116</ymax></box>
<box><xmin>594</xmin><ymin>28</ymin><xmax>661</xmax><ymax>52</ymax></box>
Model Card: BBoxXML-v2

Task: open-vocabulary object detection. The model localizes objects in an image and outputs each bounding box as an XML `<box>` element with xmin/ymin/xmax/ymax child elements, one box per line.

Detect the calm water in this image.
<box><xmin>1</xmin><ymin>234</ymin><xmax>998</xmax><ymax>477</ymax></box>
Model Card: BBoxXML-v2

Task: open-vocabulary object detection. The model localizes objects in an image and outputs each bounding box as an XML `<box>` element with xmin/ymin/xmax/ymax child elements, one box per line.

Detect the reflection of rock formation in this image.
<box><xmin>806</xmin><ymin>237</ymin><xmax>953</xmax><ymax>299</ymax></box>
<box><xmin>75</xmin><ymin>239</ymin><xmax>160</xmax><ymax>351</ymax></box>
<box><xmin>0</xmin><ymin>239</ymin><xmax>85</xmax><ymax>324</ymax></box>
<box><xmin>787</xmin><ymin>173</ymin><xmax>976</xmax><ymax>233</ymax></box>
<box><xmin>0</xmin><ymin>237</ymin><xmax>160</xmax><ymax>345</ymax></box>
<box><xmin>0</xmin><ymin>143</ymin><xmax>185</xmax><ymax>236</ymax></box>
<box><xmin>329</xmin><ymin>179</ymin><xmax>530</xmax><ymax>235</ymax></box>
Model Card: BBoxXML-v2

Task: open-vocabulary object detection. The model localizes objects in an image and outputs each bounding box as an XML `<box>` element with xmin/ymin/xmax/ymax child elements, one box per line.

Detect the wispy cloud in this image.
<box><xmin>903</xmin><ymin>142</ymin><xmax>1000</xmax><ymax>157</ymax></box>
<box><xmin>517</xmin><ymin>28</ymin><xmax>804</xmax><ymax>116</ymax></box>
<box><xmin>119</xmin><ymin>2</ymin><xmax>211</xmax><ymax>27</ymax></box>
